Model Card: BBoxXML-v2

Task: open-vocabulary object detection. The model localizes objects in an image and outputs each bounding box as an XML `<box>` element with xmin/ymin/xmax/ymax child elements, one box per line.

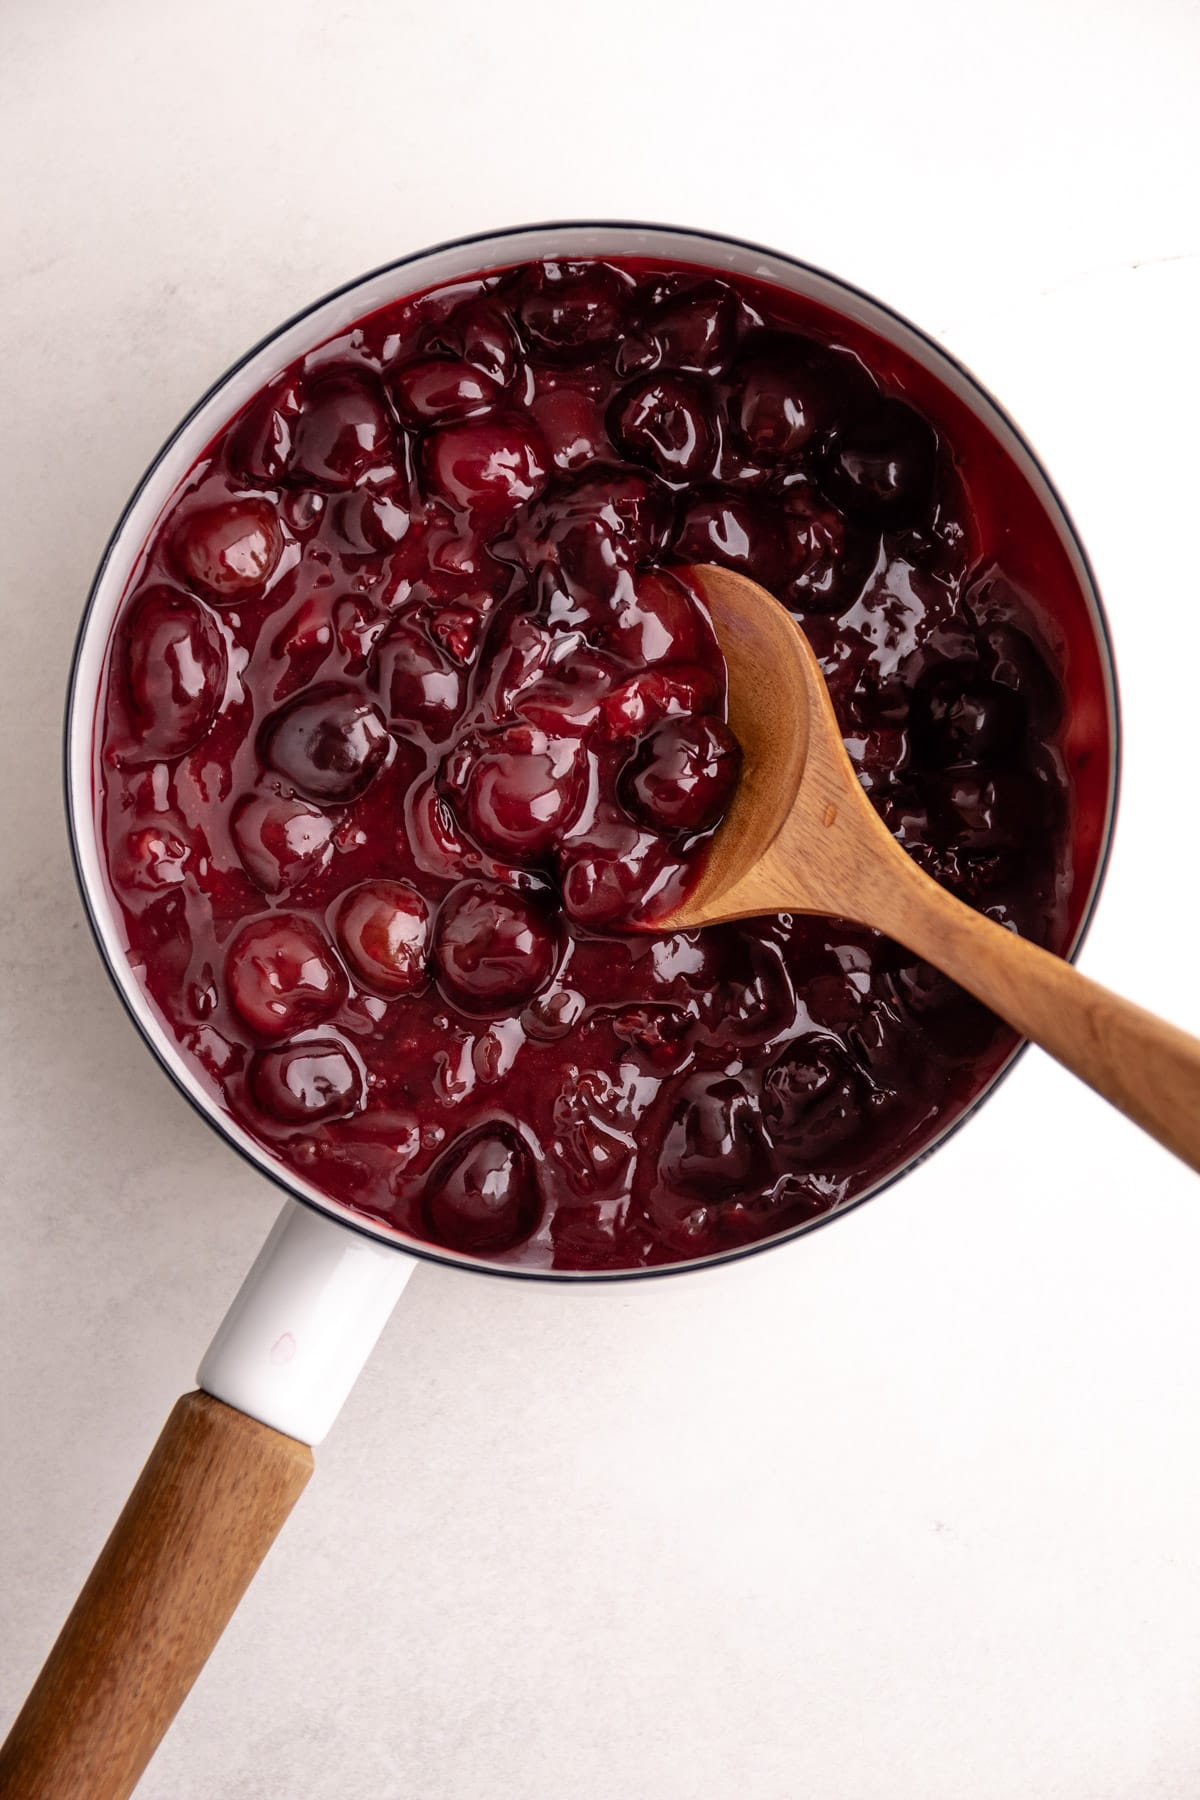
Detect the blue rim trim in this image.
<box><xmin>62</xmin><ymin>218</ymin><xmax>1122</xmax><ymax>1285</ymax></box>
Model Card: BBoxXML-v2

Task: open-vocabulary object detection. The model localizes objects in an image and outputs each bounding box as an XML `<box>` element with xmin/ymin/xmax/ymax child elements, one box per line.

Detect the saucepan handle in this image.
<box><xmin>0</xmin><ymin>1203</ymin><xmax>414</xmax><ymax>1799</ymax></box>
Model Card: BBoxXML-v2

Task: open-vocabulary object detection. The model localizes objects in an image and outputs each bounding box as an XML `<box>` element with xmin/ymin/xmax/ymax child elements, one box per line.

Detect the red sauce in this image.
<box><xmin>95</xmin><ymin>256</ymin><xmax>1112</xmax><ymax>1269</ymax></box>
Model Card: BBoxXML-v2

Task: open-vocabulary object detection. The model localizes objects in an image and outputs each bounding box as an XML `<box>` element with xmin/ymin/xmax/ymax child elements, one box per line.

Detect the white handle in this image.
<box><xmin>198</xmin><ymin>1202</ymin><xmax>415</xmax><ymax>1445</ymax></box>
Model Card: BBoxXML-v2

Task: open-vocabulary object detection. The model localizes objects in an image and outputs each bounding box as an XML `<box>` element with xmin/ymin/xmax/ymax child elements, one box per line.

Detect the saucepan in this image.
<box><xmin>0</xmin><ymin>222</ymin><xmax>1118</xmax><ymax>1798</ymax></box>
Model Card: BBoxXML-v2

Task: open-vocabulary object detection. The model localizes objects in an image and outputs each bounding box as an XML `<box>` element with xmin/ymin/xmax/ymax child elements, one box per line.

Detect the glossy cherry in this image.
<box><xmin>333</xmin><ymin>879</ymin><xmax>429</xmax><ymax>996</ymax></box>
<box><xmin>432</xmin><ymin>879</ymin><xmax>558</xmax><ymax>1012</ymax></box>
<box><xmin>261</xmin><ymin>686</ymin><xmax>391</xmax><ymax>801</ymax></box>
<box><xmin>249</xmin><ymin>1038</ymin><xmax>364</xmax><ymax>1125</ymax></box>
<box><xmin>173</xmin><ymin>498</ymin><xmax>284</xmax><ymax>602</ymax></box>
<box><xmin>231</xmin><ymin>792</ymin><xmax>337</xmax><ymax>893</ymax></box>
<box><xmin>225</xmin><ymin>915</ymin><xmax>346</xmax><ymax>1040</ymax></box>
<box><xmin>621</xmin><ymin>715</ymin><xmax>741</xmax><ymax>834</ymax></box>
<box><xmin>422</xmin><ymin>1124</ymin><xmax>542</xmax><ymax>1253</ymax></box>
<box><xmin>123</xmin><ymin>587</ymin><xmax>226</xmax><ymax>760</ymax></box>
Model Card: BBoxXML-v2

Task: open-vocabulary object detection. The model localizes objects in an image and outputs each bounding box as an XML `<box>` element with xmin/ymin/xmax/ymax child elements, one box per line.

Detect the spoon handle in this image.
<box><xmin>867</xmin><ymin>861</ymin><xmax>1200</xmax><ymax>1172</ymax></box>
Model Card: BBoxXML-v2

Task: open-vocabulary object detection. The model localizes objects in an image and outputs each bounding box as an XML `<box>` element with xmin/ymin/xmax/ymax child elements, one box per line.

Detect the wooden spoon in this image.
<box><xmin>657</xmin><ymin>564</ymin><xmax>1200</xmax><ymax>1173</ymax></box>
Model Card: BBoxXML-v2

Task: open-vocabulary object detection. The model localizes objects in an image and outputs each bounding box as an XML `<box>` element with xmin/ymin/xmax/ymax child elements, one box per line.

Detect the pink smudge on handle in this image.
<box><xmin>269</xmin><ymin>1332</ymin><xmax>297</xmax><ymax>1365</ymax></box>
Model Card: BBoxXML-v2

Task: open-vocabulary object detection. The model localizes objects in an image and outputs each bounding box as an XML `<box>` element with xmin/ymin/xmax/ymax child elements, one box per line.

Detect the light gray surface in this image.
<box><xmin>3</xmin><ymin>2</ymin><xmax>1200</xmax><ymax>1795</ymax></box>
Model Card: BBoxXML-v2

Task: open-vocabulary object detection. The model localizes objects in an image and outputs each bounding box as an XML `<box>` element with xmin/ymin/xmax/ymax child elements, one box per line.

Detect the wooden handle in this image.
<box><xmin>869</xmin><ymin>852</ymin><xmax>1200</xmax><ymax>1173</ymax></box>
<box><xmin>0</xmin><ymin>1391</ymin><xmax>313</xmax><ymax>1800</ymax></box>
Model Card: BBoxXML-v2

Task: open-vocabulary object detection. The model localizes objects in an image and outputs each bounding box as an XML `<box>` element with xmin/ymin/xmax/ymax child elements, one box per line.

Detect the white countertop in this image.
<box><xmin>3</xmin><ymin>2</ymin><xmax>1200</xmax><ymax>1794</ymax></box>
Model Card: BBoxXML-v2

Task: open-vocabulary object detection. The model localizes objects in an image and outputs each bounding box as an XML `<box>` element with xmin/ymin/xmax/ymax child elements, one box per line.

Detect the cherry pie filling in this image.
<box><xmin>96</xmin><ymin>256</ymin><xmax>1110</xmax><ymax>1269</ymax></box>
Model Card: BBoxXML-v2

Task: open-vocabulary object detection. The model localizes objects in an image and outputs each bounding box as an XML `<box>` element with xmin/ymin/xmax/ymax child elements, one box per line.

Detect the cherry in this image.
<box><xmin>821</xmin><ymin>399</ymin><xmax>937</xmax><ymax>524</ymax></box>
<box><xmin>641</xmin><ymin>280</ymin><xmax>738</xmax><ymax>374</ymax></box>
<box><xmin>249</xmin><ymin>1038</ymin><xmax>364</xmax><ymax>1124</ymax></box>
<box><xmin>453</xmin><ymin>722</ymin><xmax>586</xmax><ymax>859</ymax></box>
<box><xmin>559</xmin><ymin>826</ymin><xmax>675</xmax><ymax>928</ymax></box>
<box><xmin>333</xmin><ymin>879</ymin><xmax>429</xmax><ymax>996</ymax></box>
<box><xmin>914</xmin><ymin>673</ymin><xmax>1026</xmax><ymax>765</ymax></box>
<box><xmin>621</xmin><ymin>715</ymin><xmax>741</xmax><ymax>834</ymax></box>
<box><xmin>516</xmin><ymin>647</ymin><xmax>621</xmax><ymax>736</ymax></box>
<box><xmin>673</xmin><ymin>493</ymin><xmax>785</xmax><ymax>589</ymax></box>
<box><xmin>124</xmin><ymin>587</ymin><xmax>226</xmax><ymax>759</ymax></box>
<box><xmin>225</xmin><ymin>914</ymin><xmax>346</xmax><ymax>1039</ymax></box>
<box><xmin>610</xmin><ymin>374</ymin><xmax>716</xmax><ymax>480</ymax></box>
<box><xmin>372</xmin><ymin>622</ymin><xmax>463</xmax><ymax>737</ymax></box>
<box><xmin>599</xmin><ymin>664</ymin><xmax>721</xmax><ymax>740</ymax></box>
<box><xmin>605</xmin><ymin>569</ymin><xmax>703</xmax><ymax>667</ymax></box>
<box><xmin>528</xmin><ymin>380</ymin><xmax>610</xmax><ymax>472</ymax></box>
<box><xmin>173</xmin><ymin>498</ymin><xmax>283</xmax><ymax>602</ymax></box>
<box><xmin>230</xmin><ymin>376</ymin><xmax>302</xmax><ymax>483</ymax></box>
<box><xmin>261</xmin><ymin>686</ymin><xmax>391</xmax><ymax>801</ymax></box>
<box><xmin>654</xmin><ymin>1073</ymin><xmax>771</xmax><ymax>1200</ymax></box>
<box><xmin>736</xmin><ymin>343</ymin><xmax>840</xmax><ymax>459</ymax></box>
<box><xmin>691</xmin><ymin>928</ymin><xmax>797</xmax><ymax>1051</ymax></box>
<box><xmin>428</xmin><ymin>297</ymin><xmax>520</xmax><ymax>387</ymax></box>
<box><xmin>978</xmin><ymin>618</ymin><xmax>1064</xmax><ymax>733</ymax></box>
<box><xmin>422</xmin><ymin>1124</ymin><xmax>542</xmax><ymax>1254</ymax></box>
<box><xmin>559</xmin><ymin>469</ymin><xmax>672</xmax><ymax>564</ymax></box>
<box><xmin>762</xmin><ymin>1035</ymin><xmax>863</xmax><ymax>1158</ymax></box>
<box><xmin>923</xmin><ymin>767</ymin><xmax>1045</xmax><ymax>854</ymax></box>
<box><xmin>115</xmin><ymin>826</ymin><xmax>190</xmax><ymax>892</ymax></box>
<box><xmin>433</xmin><ymin>879</ymin><xmax>558</xmax><ymax>1012</ymax></box>
<box><xmin>516</xmin><ymin>260</ymin><xmax>625</xmax><ymax>352</ymax></box>
<box><xmin>391</xmin><ymin>356</ymin><xmax>500</xmax><ymax>425</ymax></box>
<box><xmin>777</xmin><ymin>484</ymin><xmax>875</xmax><ymax>614</ymax></box>
<box><xmin>334</xmin><ymin>486</ymin><xmax>411</xmax><ymax>554</ymax></box>
<box><xmin>423</xmin><ymin>417</ymin><xmax>548</xmax><ymax>525</ymax></box>
<box><xmin>287</xmin><ymin>369</ymin><xmax>394</xmax><ymax>488</ymax></box>
<box><xmin>515</xmin><ymin>468</ymin><xmax>671</xmax><ymax>604</ymax></box>
<box><xmin>232</xmin><ymin>792</ymin><xmax>337</xmax><ymax>893</ymax></box>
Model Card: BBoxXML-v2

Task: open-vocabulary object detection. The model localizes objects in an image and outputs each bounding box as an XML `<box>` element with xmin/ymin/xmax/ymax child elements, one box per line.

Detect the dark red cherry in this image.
<box><xmin>390</xmin><ymin>356</ymin><xmax>500</xmax><ymax>425</ymax></box>
<box><xmin>261</xmin><ymin>686</ymin><xmax>391</xmax><ymax>801</ymax></box>
<box><xmin>914</xmin><ymin>673</ymin><xmax>1027</xmax><ymax>765</ymax></box>
<box><xmin>424</xmin><ymin>417</ymin><xmax>548</xmax><ymax>525</ymax></box>
<box><xmin>516</xmin><ymin>261</ymin><xmax>625</xmax><ymax>352</ymax></box>
<box><xmin>559</xmin><ymin>827</ymin><xmax>675</xmax><ymax>928</ymax></box>
<box><xmin>642</xmin><ymin>280</ymin><xmax>738</xmax><ymax>374</ymax></box>
<box><xmin>610</xmin><ymin>375</ymin><xmax>716</xmax><ymax>481</ymax></box>
<box><xmin>230</xmin><ymin>377</ymin><xmax>303</xmax><ymax>483</ymax></box>
<box><xmin>333</xmin><ymin>879</ymin><xmax>429</xmax><ymax>996</ymax></box>
<box><xmin>333</xmin><ymin>486</ymin><xmax>411</xmax><ymax>553</ymax></box>
<box><xmin>428</xmin><ymin>298</ymin><xmax>519</xmax><ymax>387</ymax></box>
<box><xmin>173</xmin><ymin>498</ymin><xmax>283</xmax><ymax>601</ymax></box>
<box><xmin>528</xmin><ymin>381</ymin><xmax>610</xmax><ymax>472</ymax></box>
<box><xmin>115</xmin><ymin>826</ymin><xmax>190</xmax><ymax>891</ymax></box>
<box><xmin>599</xmin><ymin>664</ymin><xmax>721</xmax><ymax>740</ymax></box>
<box><xmin>978</xmin><ymin>618</ymin><xmax>1064</xmax><ymax>733</ymax></box>
<box><xmin>655</xmin><ymin>1073</ymin><xmax>771</xmax><ymax>1199</ymax></box>
<box><xmin>288</xmin><ymin>370</ymin><xmax>394</xmax><ymax>488</ymax></box>
<box><xmin>673</xmin><ymin>493</ymin><xmax>785</xmax><ymax>588</ymax></box>
<box><xmin>762</xmin><ymin>1035</ymin><xmax>864</xmax><ymax>1159</ymax></box>
<box><xmin>737</xmin><ymin>350</ymin><xmax>832</xmax><ymax>458</ymax></box>
<box><xmin>606</xmin><ymin>570</ymin><xmax>704</xmax><ymax>667</ymax></box>
<box><xmin>231</xmin><ymin>793</ymin><xmax>337</xmax><ymax>893</ymax></box>
<box><xmin>225</xmin><ymin>914</ymin><xmax>346</xmax><ymax>1039</ymax></box>
<box><xmin>455</xmin><ymin>723</ymin><xmax>586</xmax><ymax>860</ymax></box>
<box><xmin>373</xmin><ymin>623</ymin><xmax>463</xmax><ymax>737</ymax></box>
<box><xmin>422</xmin><ymin>1124</ymin><xmax>542</xmax><ymax>1254</ymax></box>
<box><xmin>433</xmin><ymin>879</ymin><xmax>558</xmax><ymax>1012</ymax></box>
<box><xmin>777</xmin><ymin>485</ymin><xmax>875</xmax><ymax>614</ymax></box>
<box><xmin>124</xmin><ymin>587</ymin><xmax>226</xmax><ymax>759</ymax></box>
<box><xmin>621</xmin><ymin>716</ymin><xmax>741</xmax><ymax>834</ymax></box>
<box><xmin>822</xmin><ymin>400</ymin><xmax>937</xmax><ymax>523</ymax></box>
<box><xmin>249</xmin><ymin>1038</ymin><xmax>363</xmax><ymax>1124</ymax></box>
<box><xmin>923</xmin><ymin>767</ymin><xmax>1045</xmax><ymax>854</ymax></box>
